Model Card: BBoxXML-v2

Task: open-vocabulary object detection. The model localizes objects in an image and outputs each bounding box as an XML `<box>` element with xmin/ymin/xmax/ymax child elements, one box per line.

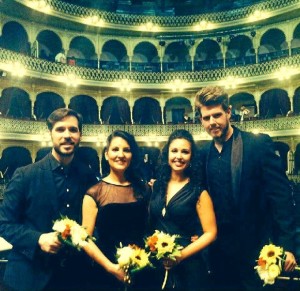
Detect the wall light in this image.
<box><xmin>169</xmin><ymin>79</ymin><xmax>187</xmax><ymax>92</ymax></box>
<box><xmin>8</xmin><ymin>62</ymin><xmax>26</xmax><ymax>77</ymax></box>
<box><xmin>275</xmin><ymin>67</ymin><xmax>297</xmax><ymax>80</ymax></box>
<box><xmin>193</xmin><ymin>20</ymin><xmax>213</xmax><ymax>31</ymax></box>
<box><xmin>219</xmin><ymin>76</ymin><xmax>241</xmax><ymax>89</ymax></box>
<box><xmin>140</xmin><ymin>22</ymin><xmax>159</xmax><ymax>32</ymax></box>
<box><xmin>85</xmin><ymin>15</ymin><xmax>105</xmax><ymax>27</ymax></box>
<box><xmin>62</xmin><ymin>74</ymin><xmax>79</xmax><ymax>87</ymax></box>
<box><xmin>249</xmin><ymin>10</ymin><xmax>268</xmax><ymax>22</ymax></box>
<box><xmin>118</xmin><ymin>79</ymin><xmax>133</xmax><ymax>92</ymax></box>
<box><xmin>29</xmin><ymin>0</ymin><xmax>51</xmax><ymax>12</ymax></box>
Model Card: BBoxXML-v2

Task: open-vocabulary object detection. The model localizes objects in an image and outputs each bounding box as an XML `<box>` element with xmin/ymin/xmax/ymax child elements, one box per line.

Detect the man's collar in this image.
<box><xmin>49</xmin><ymin>153</ymin><xmax>62</xmax><ymax>171</ymax></box>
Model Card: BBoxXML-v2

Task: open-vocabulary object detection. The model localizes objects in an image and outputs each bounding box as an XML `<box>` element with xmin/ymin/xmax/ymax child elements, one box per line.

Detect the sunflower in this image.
<box><xmin>132</xmin><ymin>247</ymin><xmax>151</xmax><ymax>269</ymax></box>
<box><xmin>155</xmin><ymin>233</ymin><xmax>176</xmax><ymax>258</ymax></box>
<box><xmin>259</xmin><ymin>244</ymin><xmax>283</xmax><ymax>265</ymax></box>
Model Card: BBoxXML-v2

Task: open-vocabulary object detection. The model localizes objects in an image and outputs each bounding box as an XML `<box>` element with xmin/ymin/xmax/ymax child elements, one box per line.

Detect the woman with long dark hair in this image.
<box><xmin>149</xmin><ymin>129</ymin><xmax>217</xmax><ymax>290</ymax></box>
<box><xmin>81</xmin><ymin>130</ymin><xmax>150</xmax><ymax>290</ymax></box>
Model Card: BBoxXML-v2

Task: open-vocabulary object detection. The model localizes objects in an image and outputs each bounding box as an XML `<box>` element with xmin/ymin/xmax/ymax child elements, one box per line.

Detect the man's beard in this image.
<box><xmin>53</xmin><ymin>144</ymin><xmax>78</xmax><ymax>157</ymax></box>
<box><xmin>212</xmin><ymin>122</ymin><xmax>230</xmax><ymax>143</ymax></box>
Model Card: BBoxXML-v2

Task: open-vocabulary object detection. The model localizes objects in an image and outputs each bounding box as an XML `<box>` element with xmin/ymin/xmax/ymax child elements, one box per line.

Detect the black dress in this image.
<box><xmin>85</xmin><ymin>181</ymin><xmax>149</xmax><ymax>290</ymax></box>
<box><xmin>149</xmin><ymin>181</ymin><xmax>209</xmax><ymax>291</ymax></box>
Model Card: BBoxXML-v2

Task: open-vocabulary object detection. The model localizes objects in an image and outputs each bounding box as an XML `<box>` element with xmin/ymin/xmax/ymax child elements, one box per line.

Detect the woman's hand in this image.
<box><xmin>162</xmin><ymin>257</ymin><xmax>181</xmax><ymax>270</ymax></box>
<box><xmin>109</xmin><ymin>263</ymin><xmax>126</xmax><ymax>282</ymax></box>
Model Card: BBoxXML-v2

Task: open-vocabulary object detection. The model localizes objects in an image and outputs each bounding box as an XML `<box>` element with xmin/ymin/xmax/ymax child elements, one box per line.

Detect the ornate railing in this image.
<box><xmin>0</xmin><ymin>116</ymin><xmax>299</xmax><ymax>141</ymax></box>
<box><xmin>1</xmin><ymin>49</ymin><xmax>300</xmax><ymax>87</ymax></box>
<box><xmin>16</xmin><ymin>0</ymin><xmax>300</xmax><ymax>28</ymax></box>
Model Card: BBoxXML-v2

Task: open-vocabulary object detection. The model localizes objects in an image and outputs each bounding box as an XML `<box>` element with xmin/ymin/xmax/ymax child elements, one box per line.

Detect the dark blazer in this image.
<box><xmin>0</xmin><ymin>153</ymin><xmax>97</xmax><ymax>291</ymax></box>
<box><xmin>199</xmin><ymin>126</ymin><xmax>295</xmax><ymax>264</ymax></box>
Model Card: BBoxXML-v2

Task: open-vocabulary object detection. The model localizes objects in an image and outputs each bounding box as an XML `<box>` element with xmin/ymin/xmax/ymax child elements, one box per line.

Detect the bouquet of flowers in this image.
<box><xmin>52</xmin><ymin>216</ymin><xmax>94</xmax><ymax>251</ymax></box>
<box><xmin>145</xmin><ymin>230</ymin><xmax>183</xmax><ymax>289</ymax></box>
<box><xmin>116</xmin><ymin>243</ymin><xmax>151</xmax><ymax>285</ymax></box>
<box><xmin>255</xmin><ymin>243</ymin><xmax>300</xmax><ymax>286</ymax></box>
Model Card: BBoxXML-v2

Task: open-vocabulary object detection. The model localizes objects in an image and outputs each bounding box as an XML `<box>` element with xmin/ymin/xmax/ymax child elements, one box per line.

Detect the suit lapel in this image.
<box><xmin>231</xmin><ymin>130</ymin><xmax>243</xmax><ymax>204</ymax></box>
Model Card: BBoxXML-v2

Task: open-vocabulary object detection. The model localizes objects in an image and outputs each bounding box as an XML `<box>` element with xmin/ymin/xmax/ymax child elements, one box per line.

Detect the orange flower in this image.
<box><xmin>147</xmin><ymin>235</ymin><xmax>158</xmax><ymax>252</ymax></box>
<box><xmin>61</xmin><ymin>224</ymin><xmax>71</xmax><ymax>240</ymax></box>
<box><xmin>258</xmin><ymin>257</ymin><xmax>266</xmax><ymax>267</ymax></box>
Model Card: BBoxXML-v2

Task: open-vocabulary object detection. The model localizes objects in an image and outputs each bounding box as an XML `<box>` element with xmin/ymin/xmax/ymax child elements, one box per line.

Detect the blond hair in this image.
<box><xmin>195</xmin><ymin>86</ymin><xmax>229</xmax><ymax>115</ymax></box>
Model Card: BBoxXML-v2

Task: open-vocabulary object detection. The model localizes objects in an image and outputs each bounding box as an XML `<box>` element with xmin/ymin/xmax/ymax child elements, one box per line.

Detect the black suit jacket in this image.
<box><xmin>0</xmin><ymin>153</ymin><xmax>97</xmax><ymax>291</ymax></box>
<box><xmin>199</xmin><ymin>126</ymin><xmax>295</xmax><ymax>264</ymax></box>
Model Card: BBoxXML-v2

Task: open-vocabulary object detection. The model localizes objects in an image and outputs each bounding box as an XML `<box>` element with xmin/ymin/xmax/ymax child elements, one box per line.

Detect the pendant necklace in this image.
<box><xmin>162</xmin><ymin>207</ymin><xmax>166</xmax><ymax>217</ymax></box>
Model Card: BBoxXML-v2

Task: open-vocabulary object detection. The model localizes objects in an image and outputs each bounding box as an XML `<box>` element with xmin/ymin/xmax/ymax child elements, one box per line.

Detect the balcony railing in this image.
<box><xmin>15</xmin><ymin>0</ymin><xmax>300</xmax><ymax>28</ymax></box>
<box><xmin>1</xmin><ymin>48</ymin><xmax>300</xmax><ymax>88</ymax></box>
<box><xmin>0</xmin><ymin>116</ymin><xmax>299</xmax><ymax>142</ymax></box>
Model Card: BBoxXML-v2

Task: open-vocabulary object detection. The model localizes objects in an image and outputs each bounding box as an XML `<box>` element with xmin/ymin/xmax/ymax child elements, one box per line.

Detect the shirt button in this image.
<box><xmin>66</xmin><ymin>189</ymin><xmax>69</xmax><ymax>192</ymax></box>
<box><xmin>66</xmin><ymin>204</ymin><xmax>70</xmax><ymax>208</ymax></box>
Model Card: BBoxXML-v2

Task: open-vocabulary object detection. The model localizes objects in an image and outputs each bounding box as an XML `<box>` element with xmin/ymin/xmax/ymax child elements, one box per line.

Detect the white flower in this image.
<box><xmin>268</xmin><ymin>263</ymin><xmax>281</xmax><ymax>280</ymax></box>
<box><xmin>70</xmin><ymin>224</ymin><xmax>89</xmax><ymax>247</ymax></box>
<box><xmin>52</xmin><ymin>220</ymin><xmax>68</xmax><ymax>233</ymax></box>
<box><xmin>52</xmin><ymin>216</ymin><xmax>93</xmax><ymax>250</ymax></box>
<box><xmin>117</xmin><ymin>246</ymin><xmax>134</xmax><ymax>267</ymax></box>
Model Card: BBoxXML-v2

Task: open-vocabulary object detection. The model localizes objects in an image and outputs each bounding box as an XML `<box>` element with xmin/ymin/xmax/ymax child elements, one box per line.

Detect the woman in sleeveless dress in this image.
<box><xmin>149</xmin><ymin>129</ymin><xmax>217</xmax><ymax>290</ymax></box>
<box><xmin>81</xmin><ymin>130</ymin><xmax>150</xmax><ymax>290</ymax></box>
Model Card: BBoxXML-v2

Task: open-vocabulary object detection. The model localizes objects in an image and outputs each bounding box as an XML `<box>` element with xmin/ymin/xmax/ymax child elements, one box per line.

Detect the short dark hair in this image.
<box><xmin>195</xmin><ymin>86</ymin><xmax>230</xmax><ymax>115</ymax></box>
<box><xmin>46</xmin><ymin>108</ymin><xmax>83</xmax><ymax>132</ymax></box>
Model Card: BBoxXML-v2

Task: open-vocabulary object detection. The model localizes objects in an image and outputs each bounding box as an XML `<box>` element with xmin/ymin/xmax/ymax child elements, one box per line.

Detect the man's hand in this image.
<box><xmin>38</xmin><ymin>232</ymin><xmax>62</xmax><ymax>254</ymax></box>
<box><xmin>284</xmin><ymin>251</ymin><xmax>297</xmax><ymax>272</ymax></box>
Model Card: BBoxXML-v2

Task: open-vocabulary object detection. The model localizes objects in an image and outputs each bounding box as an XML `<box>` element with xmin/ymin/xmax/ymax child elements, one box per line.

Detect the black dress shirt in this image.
<box><xmin>49</xmin><ymin>154</ymin><xmax>95</xmax><ymax>221</ymax></box>
<box><xmin>207</xmin><ymin>133</ymin><xmax>236</xmax><ymax>227</ymax></box>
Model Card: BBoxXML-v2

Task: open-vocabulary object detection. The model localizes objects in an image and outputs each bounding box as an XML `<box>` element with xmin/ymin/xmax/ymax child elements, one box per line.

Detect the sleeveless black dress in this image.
<box><xmin>85</xmin><ymin>181</ymin><xmax>148</xmax><ymax>290</ymax></box>
<box><xmin>148</xmin><ymin>181</ymin><xmax>209</xmax><ymax>291</ymax></box>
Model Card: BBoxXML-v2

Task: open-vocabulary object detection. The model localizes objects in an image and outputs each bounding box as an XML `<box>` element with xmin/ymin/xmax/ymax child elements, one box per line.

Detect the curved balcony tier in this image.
<box><xmin>1</xmin><ymin>48</ymin><xmax>300</xmax><ymax>89</ymax></box>
<box><xmin>14</xmin><ymin>0</ymin><xmax>300</xmax><ymax>33</ymax></box>
<box><xmin>0</xmin><ymin>116</ymin><xmax>299</xmax><ymax>143</ymax></box>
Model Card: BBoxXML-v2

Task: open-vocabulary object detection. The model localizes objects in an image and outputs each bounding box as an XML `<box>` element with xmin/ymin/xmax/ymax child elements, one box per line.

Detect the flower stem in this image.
<box><xmin>161</xmin><ymin>270</ymin><xmax>168</xmax><ymax>290</ymax></box>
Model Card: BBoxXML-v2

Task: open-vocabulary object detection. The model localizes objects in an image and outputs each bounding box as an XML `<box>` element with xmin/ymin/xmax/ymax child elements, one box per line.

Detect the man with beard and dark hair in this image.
<box><xmin>194</xmin><ymin>86</ymin><xmax>297</xmax><ymax>291</ymax></box>
<box><xmin>0</xmin><ymin>108</ymin><xmax>98</xmax><ymax>291</ymax></box>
